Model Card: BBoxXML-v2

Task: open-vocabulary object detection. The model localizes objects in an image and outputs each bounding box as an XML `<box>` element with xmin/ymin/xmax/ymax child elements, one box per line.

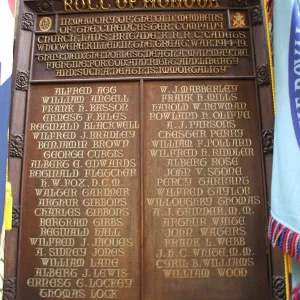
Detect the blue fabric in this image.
<box><xmin>0</xmin><ymin>76</ymin><xmax>11</xmax><ymax>229</ymax></box>
<box><xmin>271</xmin><ymin>0</ymin><xmax>300</xmax><ymax>235</ymax></box>
<box><xmin>271</xmin><ymin>0</ymin><xmax>300</xmax><ymax>291</ymax></box>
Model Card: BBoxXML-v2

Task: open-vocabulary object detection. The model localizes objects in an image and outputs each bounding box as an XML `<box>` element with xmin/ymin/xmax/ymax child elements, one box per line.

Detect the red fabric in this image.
<box><xmin>283</xmin><ymin>229</ymin><xmax>291</xmax><ymax>252</ymax></box>
<box><xmin>291</xmin><ymin>234</ymin><xmax>298</xmax><ymax>257</ymax></box>
<box><xmin>7</xmin><ymin>0</ymin><xmax>14</xmax><ymax>16</ymax></box>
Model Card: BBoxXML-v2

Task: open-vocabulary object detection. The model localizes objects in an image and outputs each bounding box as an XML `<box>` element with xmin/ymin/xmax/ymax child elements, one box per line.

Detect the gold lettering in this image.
<box><xmin>63</xmin><ymin>0</ymin><xmax>73</xmax><ymax>10</ymax></box>
<box><xmin>87</xmin><ymin>0</ymin><xmax>99</xmax><ymax>9</ymax></box>
<box><xmin>74</xmin><ymin>0</ymin><xmax>86</xmax><ymax>10</ymax></box>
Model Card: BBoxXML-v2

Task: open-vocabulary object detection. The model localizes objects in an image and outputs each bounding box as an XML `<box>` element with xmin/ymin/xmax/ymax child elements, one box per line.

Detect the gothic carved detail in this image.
<box><xmin>37</xmin><ymin>0</ymin><xmax>55</xmax><ymax>13</ymax></box>
<box><xmin>10</xmin><ymin>134</ymin><xmax>24</xmax><ymax>158</ymax></box>
<box><xmin>232</xmin><ymin>0</ymin><xmax>247</xmax><ymax>7</ymax></box>
<box><xmin>251</xmin><ymin>6</ymin><xmax>263</xmax><ymax>25</ymax></box>
<box><xmin>3</xmin><ymin>277</ymin><xmax>16</xmax><ymax>300</ymax></box>
<box><xmin>21</xmin><ymin>12</ymin><xmax>34</xmax><ymax>31</ymax></box>
<box><xmin>273</xmin><ymin>276</ymin><xmax>286</xmax><ymax>300</ymax></box>
<box><xmin>15</xmin><ymin>71</ymin><xmax>29</xmax><ymax>91</ymax></box>
<box><xmin>12</xmin><ymin>205</ymin><xmax>20</xmax><ymax>228</ymax></box>
<box><xmin>262</xmin><ymin>129</ymin><xmax>274</xmax><ymax>154</ymax></box>
<box><xmin>257</xmin><ymin>64</ymin><xmax>271</xmax><ymax>85</ymax></box>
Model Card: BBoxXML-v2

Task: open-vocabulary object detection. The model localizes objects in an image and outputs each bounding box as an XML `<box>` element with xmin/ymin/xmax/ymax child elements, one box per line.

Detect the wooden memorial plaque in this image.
<box><xmin>7</xmin><ymin>0</ymin><xmax>274</xmax><ymax>299</ymax></box>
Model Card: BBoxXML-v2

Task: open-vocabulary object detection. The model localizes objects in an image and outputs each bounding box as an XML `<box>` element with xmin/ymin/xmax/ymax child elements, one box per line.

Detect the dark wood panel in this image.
<box><xmin>24</xmin><ymin>0</ymin><xmax>260</xmax><ymax>14</ymax></box>
<box><xmin>18</xmin><ymin>82</ymin><xmax>141</xmax><ymax>300</ymax></box>
<box><xmin>143</xmin><ymin>79</ymin><xmax>270</xmax><ymax>300</ymax></box>
<box><xmin>6</xmin><ymin>0</ymin><xmax>275</xmax><ymax>299</ymax></box>
<box><xmin>31</xmin><ymin>10</ymin><xmax>253</xmax><ymax>80</ymax></box>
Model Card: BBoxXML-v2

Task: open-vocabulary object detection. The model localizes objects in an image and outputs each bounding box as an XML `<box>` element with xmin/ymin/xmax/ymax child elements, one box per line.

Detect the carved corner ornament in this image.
<box><xmin>12</xmin><ymin>205</ymin><xmax>20</xmax><ymax>228</ymax></box>
<box><xmin>256</xmin><ymin>64</ymin><xmax>271</xmax><ymax>85</ymax></box>
<box><xmin>15</xmin><ymin>71</ymin><xmax>29</xmax><ymax>91</ymax></box>
<box><xmin>3</xmin><ymin>277</ymin><xmax>16</xmax><ymax>300</ymax></box>
<box><xmin>21</xmin><ymin>12</ymin><xmax>34</xmax><ymax>31</ymax></box>
<box><xmin>251</xmin><ymin>6</ymin><xmax>263</xmax><ymax>25</ymax></box>
<box><xmin>232</xmin><ymin>0</ymin><xmax>247</xmax><ymax>7</ymax></box>
<box><xmin>10</xmin><ymin>134</ymin><xmax>24</xmax><ymax>158</ymax></box>
<box><xmin>262</xmin><ymin>129</ymin><xmax>274</xmax><ymax>154</ymax></box>
<box><xmin>37</xmin><ymin>0</ymin><xmax>55</xmax><ymax>13</ymax></box>
<box><xmin>273</xmin><ymin>276</ymin><xmax>286</xmax><ymax>300</ymax></box>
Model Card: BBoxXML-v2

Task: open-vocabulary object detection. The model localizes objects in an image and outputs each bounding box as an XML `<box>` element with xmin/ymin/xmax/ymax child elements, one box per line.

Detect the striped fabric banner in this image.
<box><xmin>266</xmin><ymin>0</ymin><xmax>274</xmax><ymax>40</ymax></box>
<box><xmin>268</xmin><ymin>0</ymin><xmax>300</xmax><ymax>298</ymax></box>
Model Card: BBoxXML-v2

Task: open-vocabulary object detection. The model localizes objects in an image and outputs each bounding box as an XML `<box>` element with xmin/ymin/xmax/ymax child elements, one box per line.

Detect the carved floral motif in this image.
<box><xmin>232</xmin><ymin>0</ymin><xmax>247</xmax><ymax>7</ymax></box>
<box><xmin>251</xmin><ymin>6</ymin><xmax>263</xmax><ymax>25</ymax></box>
<box><xmin>262</xmin><ymin>129</ymin><xmax>274</xmax><ymax>154</ymax></box>
<box><xmin>257</xmin><ymin>64</ymin><xmax>271</xmax><ymax>85</ymax></box>
<box><xmin>21</xmin><ymin>12</ymin><xmax>34</xmax><ymax>31</ymax></box>
<box><xmin>3</xmin><ymin>277</ymin><xmax>16</xmax><ymax>300</ymax></box>
<box><xmin>15</xmin><ymin>71</ymin><xmax>29</xmax><ymax>91</ymax></box>
<box><xmin>273</xmin><ymin>276</ymin><xmax>286</xmax><ymax>300</ymax></box>
<box><xmin>10</xmin><ymin>134</ymin><xmax>24</xmax><ymax>158</ymax></box>
<box><xmin>12</xmin><ymin>205</ymin><xmax>20</xmax><ymax>228</ymax></box>
<box><xmin>37</xmin><ymin>0</ymin><xmax>54</xmax><ymax>13</ymax></box>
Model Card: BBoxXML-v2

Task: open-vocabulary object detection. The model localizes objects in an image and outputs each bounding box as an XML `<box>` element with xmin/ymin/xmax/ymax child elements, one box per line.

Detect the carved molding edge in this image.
<box><xmin>262</xmin><ymin>129</ymin><xmax>274</xmax><ymax>154</ymax></box>
<box><xmin>273</xmin><ymin>276</ymin><xmax>286</xmax><ymax>300</ymax></box>
<box><xmin>3</xmin><ymin>277</ymin><xmax>16</xmax><ymax>300</ymax></box>
<box><xmin>232</xmin><ymin>0</ymin><xmax>247</xmax><ymax>7</ymax></box>
<box><xmin>10</xmin><ymin>134</ymin><xmax>24</xmax><ymax>158</ymax></box>
<box><xmin>15</xmin><ymin>71</ymin><xmax>29</xmax><ymax>91</ymax></box>
<box><xmin>251</xmin><ymin>6</ymin><xmax>263</xmax><ymax>25</ymax></box>
<box><xmin>12</xmin><ymin>205</ymin><xmax>20</xmax><ymax>228</ymax></box>
<box><xmin>36</xmin><ymin>0</ymin><xmax>55</xmax><ymax>13</ymax></box>
<box><xmin>257</xmin><ymin>64</ymin><xmax>271</xmax><ymax>85</ymax></box>
<box><xmin>21</xmin><ymin>12</ymin><xmax>34</xmax><ymax>31</ymax></box>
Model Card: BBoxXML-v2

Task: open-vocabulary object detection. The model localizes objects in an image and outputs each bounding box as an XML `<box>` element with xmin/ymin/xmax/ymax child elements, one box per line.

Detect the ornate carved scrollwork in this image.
<box><xmin>3</xmin><ymin>277</ymin><xmax>16</xmax><ymax>300</ymax></box>
<box><xmin>232</xmin><ymin>0</ymin><xmax>247</xmax><ymax>7</ymax></box>
<box><xmin>12</xmin><ymin>205</ymin><xmax>20</xmax><ymax>228</ymax></box>
<box><xmin>36</xmin><ymin>0</ymin><xmax>55</xmax><ymax>13</ymax></box>
<box><xmin>256</xmin><ymin>64</ymin><xmax>271</xmax><ymax>85</ymax></box>
<box><xmin>262</xmin><ymin>129</ymin><xmax>274</xmax><ymax>154</ymax></box>
<box><xmin>15</xmin><ymin>71</ymin><xmax>29</xmax><ymax>91</ymax></box>
<box><xmin>251</xmin><ymin>6</ymin><xmax>263</xmax><ymax>25</ymax></box>
<box><xmin>10</xmin><ymin>134</ymin><xmax>24</xmax><ymax>158</ymax></box>
<box><xmin>273</xmin><ymin>276</ymin><xmax>286</xmax><ymax>300</ymax></box>
<box><xmin>21</xmin><ymin>12</ymin><xmax>34</xmax><ymax>31</ymax></box>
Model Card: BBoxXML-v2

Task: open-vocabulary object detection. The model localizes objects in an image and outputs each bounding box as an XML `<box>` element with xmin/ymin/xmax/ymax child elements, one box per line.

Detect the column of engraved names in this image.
<box><xmin>144</xmin><ymin>81</ymin><xmax>261</xmax><ymax>280</ymax></box>
<box><xmin>27</xmin><ymin>84</ymin><xmax>88</xmax><ymax>299</ymax></box>
<box><xmin>81</xmin><ymin>82</ymin><xmax>140</xmax><ymax>300</ymax></box>
<box><xmin>24</xmin><ymin>82</ymin><xmax>140</xmax><ymax>300</ymax></box>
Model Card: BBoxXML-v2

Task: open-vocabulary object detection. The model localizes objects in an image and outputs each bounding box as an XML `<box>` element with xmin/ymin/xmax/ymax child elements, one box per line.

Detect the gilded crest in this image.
<box><xmin>39</xmin><ymin>17</ymin><xmax>52</xmax><ymax>31</ymax></box>
<box><xmin>232</xmin><ymin>12</ymin><xmax>246</xmax><ymax>28</ymax></box>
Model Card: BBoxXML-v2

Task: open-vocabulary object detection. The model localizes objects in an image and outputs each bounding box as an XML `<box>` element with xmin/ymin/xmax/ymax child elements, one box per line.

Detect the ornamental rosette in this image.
<box><xmin>16</xmin><ymin>71</ymin><xmax>29</xmax><ymax>91</ymax></box>
<box><xmin>232</xmin><ymin>0</ymin><xmax>247</xmax><ymax>7</ymax></box>
<box><xmin>10</xmin><ymin>134</ymin><xmax>24</xmax><ymax>158</ymax></box>
<box><xmin>256</xmin><ymin>64</ymin><xmax>270</xmax><ymax>85</ymax></box>
<box><xmin>37</xmin><ymin>0</ymin><xmax>55</xmax><ymax>13</ymax></box>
